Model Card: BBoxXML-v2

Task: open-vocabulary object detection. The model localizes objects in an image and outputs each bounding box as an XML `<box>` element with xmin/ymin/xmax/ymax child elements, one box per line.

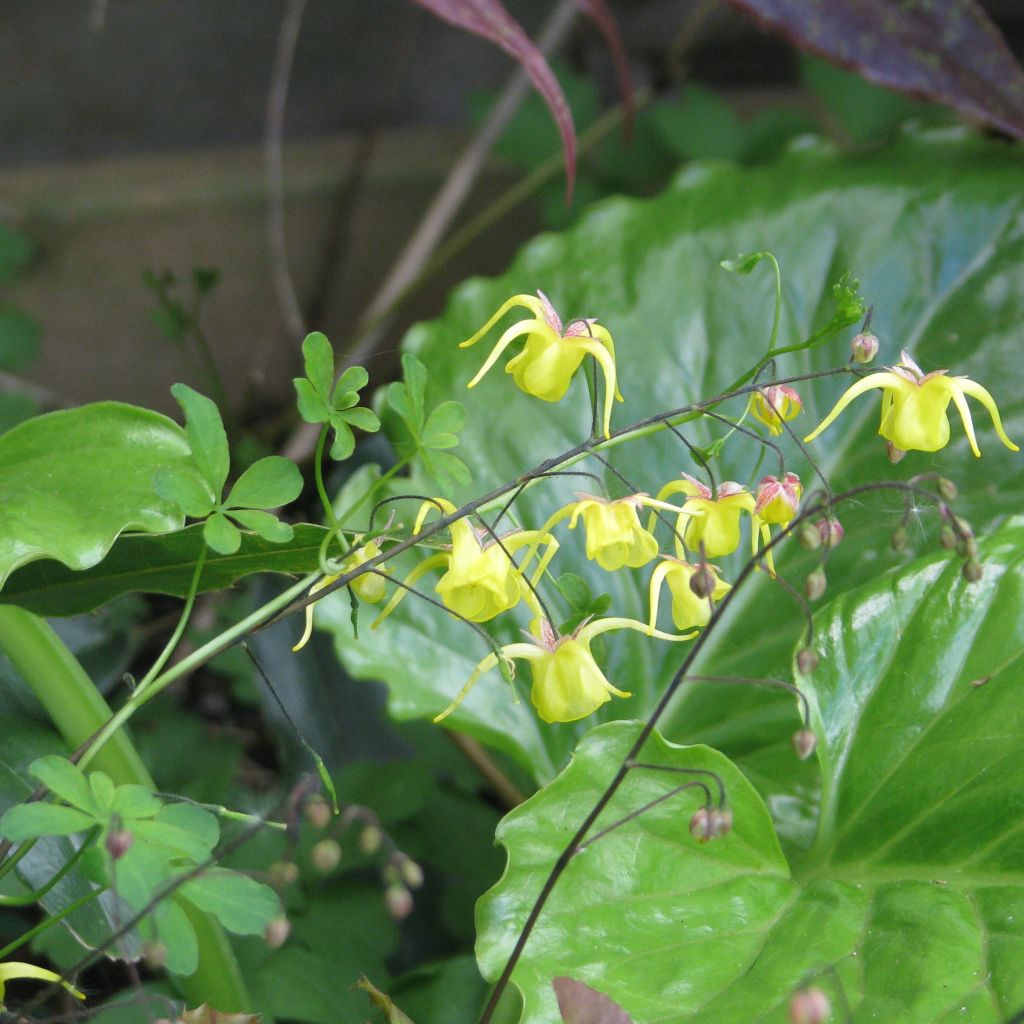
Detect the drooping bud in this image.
<box><xmin>805</xmin><ymin>569</ymin><xmax>827</xmax><ymax>601</ymax></box>
<box><xmin>939</xmin><ymin>526</ymin><xmax>956</xmax><ymax>549</ymax></box>
<box><xmin>850</xmin><ymin>331</ymin><xmax>879</xmax><ymax>364</ymax></box>
<box><xmin>891</xmin><ymin>526</ymin><xmax>908</xmax><ymax>551</ymax></box>
<box><xmin>689</xmin><ymin>563</ymin><xmax>717</xmax><ymax>599</ymax></box>
<box><xmin>689</xmin><ymin>806</ymin><xmax>733</xmax><ymax>843</ymax></box>
<box><xmin>311</xmin><ymin>839</ymin><xmax>342</xmax><ymax>874</ymax></box>
<box><xmin>796</xmin><ymin>521</ymin><xmax>822</xmax><ymax>551</ymax></box>
<box><xmin>953</xmin><ymin>516</ymin><xmax>974</xmax><ymax>540</ymax></box>
<box><xmin>395</xmin><ymin>855</ymin><xmax>425</xmax><ymax>890</ymax></box>
<box><xmin>269</xmin><ymin>860</ymin><xmax>299</xmax><ymax>886</ymax></box>
<box><xmin>791</xmin><ymin>729</ymin><xmax>818</xmax><ymax>761</ymax></box>
<box><xmin>264</xmin><ymin>916</ymin><xmax>291</xmax><ymax>949</ymax></box>
<box><xmin>142</xmin><ymin>941</ymin><xmax>168</xmax><ymax>971</ymax></box>
<box><xmin>304</xmin><ymin>797</ymin><xmax>332</xmax><ymax>830</ymax></box>
<box><xmin>886</xmin><ymin>440</ymin><xmax>906</xmax><ymax>464</ymax></box>
<box><xmin>106</xmin><ymin>827</ymin><xmax>133</xmax><ymax>860</ymax></box>
<box><xmin>936</xmin><ymin>478</ymin><xmax>958</xmax><ymax>502</ymax></box>
<box><xmin>815</xmin><ymin>517</ymin><xmax>844</xmax><ymax>548</ymax></box>
<box><xmin>956</xmin><ymin>537</ymin><xmax>979</xmax><ymax>559</ymax></box>
<box><xmin>962</xmin><ymin>560</ymin><xmax>983</xmax><ymax>583</ymax></box>
<box><xmin>385</xmin><ymin>884</ymin><xmax>414</xmax><ymax>920</ymax></box>
<box><xmin>789</xmin><ymin>987</ymin><xmax>830</xmax><ymax>1024</ymax></box>
<box><xmin>358</xmin><ymin>824</ymin><xmax>383</xmax><ymax>855</ymax></box>
<box><xmin>796</xmin><ymin>648</ymin><xmax>819</xmax><ymax>675</ymax></box>
<box><xmin>750</xmin><ymin>385</ymin><xmax>803</xmax><ymax>436</ymax></box>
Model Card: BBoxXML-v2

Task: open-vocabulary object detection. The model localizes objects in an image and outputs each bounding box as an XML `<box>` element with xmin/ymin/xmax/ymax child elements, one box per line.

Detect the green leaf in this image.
<box><xmin>301</xmin><ymin>332</ymin><xmax>335</xmax><ymax>398</ymax></box>
<box><xmin>295</xmin><ymin>377</ymin><xmax>330</xmax><ymax>424</ymax></box>
<box><xmin>154</xmin><ymin>464</ymin><xmax>217</xmax><ymax>518</ymax></box>
<box><xmin>421</xmin><ymin>401</ymin><xmax>465</xmax><ymax>449</ymax></box>
<box><xmin>328</xmin><ymin>421</ymin><xmax>356</xmax><ymax>461</ymax></box>
<box><xmin>179</xmin><ymin>870</ymin><xmax>281</xmax><ymax>935</ymax></box>
<box><xmin>333</xmin><ymin>365</ymin><xmax>369</xmax><ymax>404</ymax></box>
<box><xmin>339</xmin><ymin>405</ymin><xmax>381</xmax><ymax>434</ymax></box>
<box><xmin>28</xmin><ymin>755</ymin><xmax>94</xmax><ymax>813</ymax></box>
<box><xmin>203</xmin><ymin>513</ymin><xmax>241</xmax><ymax>555</ymax></box>
<box><xmin>111</xmin><ymin>783</ymin><xmax>162</xmax><ymax>820</ymax></box>
<box><xmin>155</xmin><ymin>895</ymin><xmax>200</xmax><ymax>976</ymax></box>
<box><xmin>0</xmin><ymin>403</ymin><xmax>189</xmax><ymax>588</ymax></box>
<box><xmin>0</xmin><ymin>306</ymin><xmax>41</xmax><ymax>373</ymax></box>
<box><xmin>229</xmin><ymin>508</ymin><xmax>294</xmax><ymax>544</ymax></box>
<box><xmin>0</xmin><ymin>523</ymin><xmax>331</xmax><ymax>617</ymax></box>
<box><xmin>396</xmin><ymin>352</ymin><xmax>428</xmax><ymax>430</ymax></box>
<box><xmin>0</xmin><ymin>802</ymin><xmax>97</xmax><ymax>839</ymax></box>
<box><xmin>225</xmin><ymin>456</ymin><xmax>302</xmax><ymax>511</ymax></box>
<box><xmin>479</xmin><ymin>522</ymin><xmax>1024</xmax><ymax>1022</ymax></box>
<box><xmin>170</xmin><ymin>383</ymin><xmax>229</xmax><ymax>496</ymax></box>
<box><xmin>157</xmin><ymin>802</ymin><xmax>220</xmax><ymax>852</ymax></box>
<box><xmin>719</xmin><ymin>250</ymin><xmax>771</xmax><ymax>275</ymax></box>
<box><xmin>327</xmin><ymin>134</ymin><xmax>1024</xmax><ymax>792</ymax></box>
<box><xmin>89</xmin><ymin>771</ymin><xmax>116</xmax><ymax>814</ymax></box>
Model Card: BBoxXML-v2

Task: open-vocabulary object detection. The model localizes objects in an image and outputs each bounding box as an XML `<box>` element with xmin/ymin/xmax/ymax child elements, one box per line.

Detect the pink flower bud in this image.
<box><xmin>304</xmin><ymin>797</ymin><xmax>331</xmax><ymax>830</ymax></box>
<box><xmin>792</xmin><ymin>729</ymin><xmax>818</xmax><ymax>760</ymax></box>
<box><xmin>385</xmin><ymin>884</ymin><xmax>414</xmax><ymax>920</ymax></box>
<box><xmin>311</xmin><ymin>839</ymin><xmax>342</xmax><ymax>874</ymax></box>
<box><xmin>689</xmin><ymin>806</ymin><xmax>732</xmax><ymax>843</ymax></box>
<box><xmin>789</xmin><ymin>987</ymin><xmax>830</xmax><ymax>1024</ymax></box>
<box><xmin>264</xmin><ymin>916</ymin><xmax>291</xmax><ymax>949</ymax></box>
<box><xmin>805</xmin><ymin>569</ymin><xmax>827</xmax><ymax>601</ymax></box>
<box><xmin>796</xmin><ymin>648</ymin><xmax>819</xmax><ymax>674</ymax></box>
<box><xmin>796</xmin><ymin>521</ymin><xmax>822</xmax><ymax>551</ymax></box>
<box><xmin>106</xmin><ymin>828</ymin><xmax>133</xmax><ymax>860</ymax></box>
<box><xmin>815</xmin><ymin>517</ymin><xmax>844</xmax><ymax>548</ymax></box>
<box><xmin>851</xmin><ymin>331</ymin><xmax>879</xmax><ymax>363</ymax></box>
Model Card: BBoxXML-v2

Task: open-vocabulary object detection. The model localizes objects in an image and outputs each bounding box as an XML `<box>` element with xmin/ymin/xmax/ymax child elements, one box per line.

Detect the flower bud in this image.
<box><xmin>792</xmin><ymin>729</ymin><xmax>818</xmax><ymax>761</ymax></box>
<box><xmin>106</xmin><ymin>827</ymin><xmax>133</xmax><ymax>860</ymax></box>
<box><xmin>962</xmin><ymin>560</ymin><xmax>983</xmax><ymax>583</ymax></box>
<box><xmin>956</xmin><ymin>537</ymin><xmax>979</xmax><ymax>559</ymax></box>
<box><xmin>789</xmin><ymin>987</ymin><xmax>830</xmax><ymax>1024</ymax></box>
<box><xmin>264</xmin><ymin>916</ymin><xmax>291</xmax><ymax>950</ymax></box>
<box><xmin>395</xmin><ymin>855</ymin><xmax>425</xmax><ymax>890</ymax></box>
<box><xmin>936</xmin><ymin>478</ymin><xmax>958</xmax><ymax>502</ymax></box>
<box><xmin>304</xmin><ymin>797</ymin><xmax>332</xmax><ymax>830</ymax></box>
<box><xmin>815</xmin><ymin>517</ymin><xmax>844</xmax><ymax>548</ymax></box>
<box><xmin>796</xmin><ymin>521</ymin><xmax>821</xmax><ymax>551</ymax></box>
<box><xmin>953</xmin><ymin>516</ymin><xmax>974</xmax><ymax>540</ymax></box>
<box><xmin>939</xmin><ymin>525</ymin><xmax>956</xmax><ymax>549</ymax></box>
<box><xmin>385</xmin><ymin>884</ymin><xmax>414</xmax><ymax>920</ymax></box>
<box><xmin>358</xmin><ymin>824</ymin><xmax>383</xmax><ymax>855</ymax></box>
<box><xmin>142</xmin><ymin>941</ymin><xmax>168</xmax><ymax>971</ymax></box>
<box><xmin>689</xmin><ymin>806</ymin><xmax>732</xmax><ymax>843</ymax></box>
<box><xmin>311</xmin><ymin>839</ymin><xmax>342</xmax><ymax>874</ymax></box>
<box><xmin>796</xmin><ymin>648</ymin><xmax>819</xmax><ymax>675</ymax></box>
<box><xmin>269</xmin><ymin>860</ymin><xmax>299</xmax><ymax>886</ymax></box>
<box><xmin>886</xmin><ymin>440</ymin><xmax>906</xmax><ymax>464</ymax></box>
<box><xmin>805</xmin><ymin>569</ymin><xmax>827</xmax><ymax>601</ymax></box>
<box><xmin>891</xmin><ymin>526</ymin><xmax>908</xmax><ymax>551</ymax></box>
<box><xmin>688</xmin><ymin>563</ymin><xmax>717</xmax><ymax>599</ymax></box>
<box><xmin>851</xmin><ymin>331</ymin><xmax>879</xmax><ymax>363</ymax></box>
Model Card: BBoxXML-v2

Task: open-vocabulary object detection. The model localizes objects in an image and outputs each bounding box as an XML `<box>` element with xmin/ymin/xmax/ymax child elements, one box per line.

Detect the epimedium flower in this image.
<box><xmin>293</xmin><ymin>537</ymin><xmax>389</xmax><ymax>652</ymax></box>
<box><xmin>648</xmin><ymin>557</ymin><xmax>731</xmax><ymax>632</ymax></box>
<box><xmin>805</xmin><ymin>350</ymin><xmax>1019</xmax><ymax>457</ymax></box>
<box><xmin>535</xmin><ymin>493</ymin><xmax>683</xmax><ymax>572</ymax></box>
<box><xmin>371</xmin><ymin>498</ymin><xmax>558</xmax><ymax>627</ymax></box>
<box><xmin>459</xmin><ymin>290</ymin><xmax>623</xmax><ymax>438</ymax></box>
<box><xmin>434</xmin><ymin>616</ymin><xmax>693</xmax><ymax>724</ymax></box>
<box><xmin>0</xmin><ymin>962</ymin><xmax>85</xmax><ymax>1007</ymax></box>
<box><xmin>751</xmin><ymin>472</ymin><xmax>802</xmax><ymax>574</ymax></box>
<box><xmin>749</xmin><ymin>384</ymin><xmax>803</xmax><ymax>436</ymax></box>
<box><xmin>653</xmin><ymin>473</ymin><xmax>755</xmax><ymax>559</ymax></box>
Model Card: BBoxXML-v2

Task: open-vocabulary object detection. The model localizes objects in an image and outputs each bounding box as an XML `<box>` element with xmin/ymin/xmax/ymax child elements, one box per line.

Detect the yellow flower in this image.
<box><xmin>647</xmin><ymin>557</ymin><xmax>731</xmax><ymax>632</ymax></box>
<box><xmin>372</xmin><ymin>498</ymin><xmax>558</xmax><ymax>628</ymax></box>
<box><xmin>459</xmin><ymin>291</ymin><xmax>623</xmax><ymax>438</ymax></box>
<box><xmin>536</xmin><ymin>493</ymin><xmax>682</xmax><ymax>572</ymax></box>
<box><xmin>805</xmin><ymin>350</ymin><xmax>1018</xmax><ymax>457</ymax></box>
<box><xmin>434</xmin><ymin>616</ymin><xmax>694</xmax><ymax>724</ymax></box>
<box><xmin>293</xmin><ymin>537</ymin><xmax>389</xmax><ymax>652</ymax></box>
<box><xmin>749</xmin><ymin>384</ymin><xmax>803</xmax><ymax>436</ymax></box>
<box><xmin>0</xmin><ymin>961</ymin><xmax>85</xmax><ymax>1007</ymax></box>
<box><xmin>654</xmin><ymin>474</ymin><xmax>755</xmax><ymax>558</ymax></box>
<box><xmin>751</xmin><ymin>472</ymin><xmax>802</xmax><ymax>574</ymax></box>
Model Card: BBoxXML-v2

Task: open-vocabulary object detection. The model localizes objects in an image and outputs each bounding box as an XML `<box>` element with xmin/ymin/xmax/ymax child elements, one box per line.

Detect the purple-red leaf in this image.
<box><xmin>411</xmin><ymin>0</ymin><xmax>577</xmax><ymax>196</ymax></box>
<box><xmin>553</xmin><ymin>977</ymin><xmax>636</xmax><ymax>1024</ymax></box>
<box><xmin>723</xmin><ymin>0</ymin><xmax>1024</xmax><ymax>139</ymax></box>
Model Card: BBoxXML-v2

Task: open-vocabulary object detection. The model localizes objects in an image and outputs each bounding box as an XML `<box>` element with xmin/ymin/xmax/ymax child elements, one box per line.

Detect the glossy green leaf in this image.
<box><xmin>154</xmin><ymin>896</ymin><xmax>200</xmax><ymax>976</ymax></box>
<box><xmin>0</xmin><ymin>801</ymin><xmax>97</xmax><ymax>839</ymax></box>
<box><xmin>170</xmin><ymin>383</ymin><xmax>229</xmax><ymax>496</ymax></box>
<box><xmin>324</xmin><ymin>133</ymin><xmax>1024</xmax><ymax>790</ymax></box>
<box><xmin>479</xmin><ymin>520</ymin><xmax>1024</xmax><ymax>1022</ymax></box>
<box><xmin>0</xmin><ymin>523</ymin><xmax>330</xmax><ymax>617</ymax></box>
<box><xmin>179</xmin><ymin>870</ymin><xmax>280</xmax><ymax>935</ymax></box>
<box><xmin>0</xmin><ymin>403</ymin><xmax>189</xmax><ymax>588</ymax></box>
<box><xmin>225</xmin><ymin>456</ymin><xmax>302</xmax><ymax>511</ymax></box>
<box><xmin>154</xmin><ymin>464</ymin><xmax>216</xmax><ymax>518</ymax></box>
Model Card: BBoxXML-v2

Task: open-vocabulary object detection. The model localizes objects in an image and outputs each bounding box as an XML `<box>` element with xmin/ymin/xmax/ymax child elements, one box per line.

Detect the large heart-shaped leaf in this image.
<box><xmin>0</xmin><ymin>403</ymin><xmax>191</xmax><ymax>588</ymax></box>
<box><xmin>323</xmin><ymin>133</ymin><xmax>1024</xmax><ymax>789</ymax></box>
<box><xmin>478</xmin><ymin>518</ymin><xmax>1024</xmax><ymax>1022</ymax></box>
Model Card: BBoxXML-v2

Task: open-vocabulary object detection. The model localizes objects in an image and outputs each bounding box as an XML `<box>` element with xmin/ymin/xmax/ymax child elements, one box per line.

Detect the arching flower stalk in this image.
<box><xmin>804</xmin><ymin>350</ymin><xmax>1018</xmax><ymax>457</ymax></box>
<box><xmin>652</xmin><ymin>473</ymin><xmax>755</xmax><ymax>559</ymax></box>
<box><xmin>647</xmin><ymin>557</ymin><xmax>731</xmax><ymax>632</ymax></box>
<box><xmin>459</xmin><ymin>291</ymin><xmax>623</xmax><ymax>438</ymax></box>
<box><xmin>534</xmin><ymin>493</ymin><xmax>684</xmax><ymax>572</ymax></box>
<box><xmin>751</xmin><ymin>472</ymin><xmax>802</xmax><ymax>574</ymax></box>
<box><xmin>435</xmin><ymin>616</ymin><xmax>695</xmax><ymax>724</ymax></box>
<box><xmin>371</xmin><ymin>498</ymin><xmax>558</xmax><ymax>628</ymax></box>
